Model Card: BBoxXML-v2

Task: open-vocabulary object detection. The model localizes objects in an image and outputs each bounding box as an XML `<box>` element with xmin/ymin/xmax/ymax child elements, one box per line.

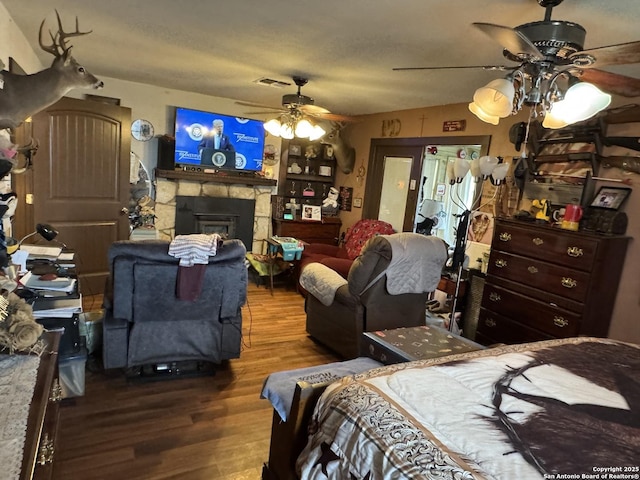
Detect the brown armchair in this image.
<box><xmin>300</xmin><ymin>233</ymin><xmax>448</xmax><ymax>359</ymax></box>
<box><xmin>299</xmin><ymin>219</ymin><xmax>395</xmax><ymax>280</ymax></box>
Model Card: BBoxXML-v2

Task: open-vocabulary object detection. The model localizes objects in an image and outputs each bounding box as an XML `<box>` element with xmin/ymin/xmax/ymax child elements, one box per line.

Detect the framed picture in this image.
<box><xmin>590</xmin><ymin>186</ymin><xmax>631</xmax><ymax>210</ymax></box>
<box><xmin>302</xmin><ymin>205</ymin><xmax>322</xmax><ymax>221</ymax></box>
<box><xmin>324</xmin><ymin>145</ymin><xmax>335</xmax><ymax>159</ymax></box>
<box><xmin>353</xmin><ymin>197</ymin><xmax>363</xmax><ymax>208</ymax></box>
<box><xmin>289</xmin><ymin>144</ymin><xmax>302</xmax><ymax>156</ymax></box>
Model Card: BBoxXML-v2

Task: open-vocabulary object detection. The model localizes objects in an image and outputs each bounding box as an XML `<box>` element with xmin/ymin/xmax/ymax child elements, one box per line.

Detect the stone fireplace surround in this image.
<box><xmin>154</xmin><ymin>176</ymin><xmax>274</xmax><ymax>253</ymax></box>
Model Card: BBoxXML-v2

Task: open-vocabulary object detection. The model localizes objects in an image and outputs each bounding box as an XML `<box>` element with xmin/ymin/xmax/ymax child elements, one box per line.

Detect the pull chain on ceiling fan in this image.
<box><xmin>394</xmin><ymin>0</ymin><xmax>640</xmax><ymax>128</ymax></box>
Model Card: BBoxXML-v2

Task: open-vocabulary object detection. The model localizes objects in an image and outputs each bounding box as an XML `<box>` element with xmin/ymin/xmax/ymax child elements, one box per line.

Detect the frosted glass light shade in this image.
<box><xmin>308</xmin><ymin>124</ymin><xmax>326</xmax><ymax>141</ymax></box>
<box><xmin>453</xmin><ymin>157</ymin><xmax>471</xmax><ymax>182</ymax></box>
<box><xmin>469</xmin><ymin>102</ymin><xmax>500</xmax><ymax>125</ymax></box>
<box><xmin>478</xmin><ymin>155</ymin><xmax>499</xmax><ymax>177</ymax></box>
<box><xmin>264</xmin><ymin>118</ymin><xmax>282</xmax><ymax>136</ymax></box>
<box><xmin>295</xmin><ymin>119</ymin><xmax>313</xmax><ymax>138</ymax></box>
<box><xmin>446</xmin><ymin>160</ymin><xmax>456</xmax><ymax>185</ymax></box>
<box><xmin>559</xmin><ymin>82</ymin><xmax>611</xmax><ymax>123</ymax></box>
<box><xmin>543</xmin><ymin>82</ymin><xmax>611</xmax><ymax>128</ymax></box>
<box><xmin>279</xmin><ymin>123</ymin><xmax>294</xmax><ymax>139</ymax></box>
<box><xmin>470</xmin><ymin>157</ymin><xmax>482</xmax><ymax>179</ymax></box>
<box><xmin>491</xmin><ymin>163</ymin><xmax>510</xmax><ymax>184</ymax></box>
<box><xmin>472</xmin><ymin>79</ymin><xmax>515</xmax><ymax>117</ymax></box>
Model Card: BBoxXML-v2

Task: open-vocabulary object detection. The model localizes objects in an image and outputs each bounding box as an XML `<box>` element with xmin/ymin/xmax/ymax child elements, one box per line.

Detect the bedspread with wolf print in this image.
<box><xmin>297</xmin><ymin>337</ymin><xmax>640</xmax><ymax>480</ymax></box>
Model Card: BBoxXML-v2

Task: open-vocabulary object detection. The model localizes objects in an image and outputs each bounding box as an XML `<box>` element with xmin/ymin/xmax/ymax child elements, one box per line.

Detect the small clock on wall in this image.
<box><xmin>131</xmin><ymin>119</ymin><xmax>154</xmax><ymax>141</ymax></box>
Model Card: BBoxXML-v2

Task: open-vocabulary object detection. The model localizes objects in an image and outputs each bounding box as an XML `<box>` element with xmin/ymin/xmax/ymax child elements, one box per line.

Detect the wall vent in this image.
<box><xmin>253</xmin><ymin>77</ymin><xmax>291</xmax><ymax>88</ymax></box>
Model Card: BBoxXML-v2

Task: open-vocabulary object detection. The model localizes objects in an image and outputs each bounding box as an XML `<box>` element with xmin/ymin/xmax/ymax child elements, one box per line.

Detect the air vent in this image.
<box><xmin>253</xmin><ymin>77</ymin><xmax>291</xmax><ymax>88</ymax></box>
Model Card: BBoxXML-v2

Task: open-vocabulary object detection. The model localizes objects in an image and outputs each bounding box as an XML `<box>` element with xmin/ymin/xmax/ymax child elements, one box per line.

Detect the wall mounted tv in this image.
<box><xmin>174</xmin><ymin>107</ymin><xmax>265</xmax><ymax>172</ymax></box>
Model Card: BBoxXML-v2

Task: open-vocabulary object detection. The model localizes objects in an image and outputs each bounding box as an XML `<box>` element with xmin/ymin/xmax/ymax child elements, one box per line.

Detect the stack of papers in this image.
<box><xmin>31</xmin><ymin>295</ymin><xmax>83</xmax><ymax>318</ymax></box>
<box><xmin>19</xmin><ymin>245</ymin><xmax>63</xmax><ymax>260</ymax></box>
<box><xmin>20</xmin><ymin>271</ymin><xmax>77</xmax><ymax>293</ymax></box>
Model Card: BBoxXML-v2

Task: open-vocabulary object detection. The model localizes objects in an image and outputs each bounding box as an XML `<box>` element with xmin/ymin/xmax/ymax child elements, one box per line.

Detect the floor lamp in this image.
<box><xmin>447</xmin><ymin>156</ymin><xmax>508</xmax><ymax>332</ymax></box>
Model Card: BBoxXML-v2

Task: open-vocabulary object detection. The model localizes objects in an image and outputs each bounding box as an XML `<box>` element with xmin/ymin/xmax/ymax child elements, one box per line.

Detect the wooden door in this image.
<box><xmin>29</xmin><ymin>97</ymin><xmax>131</xmax><ymax>294</ymax></box>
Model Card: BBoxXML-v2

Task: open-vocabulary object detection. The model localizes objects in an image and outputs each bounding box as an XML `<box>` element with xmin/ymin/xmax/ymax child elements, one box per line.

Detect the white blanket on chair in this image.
<box><xmin>299</xmin><ymin>263</ymin><xmax>348</xmax><ymax>306</ymax></box>
<box><xmin>168</xmin><ymin>233</ymin><xmax>221</xmax><ymax>266</ymax></box>
<box><xmin>383</xmin><ymin>233</ymin><xmax>446</xmax><ymax>295</ymax></box>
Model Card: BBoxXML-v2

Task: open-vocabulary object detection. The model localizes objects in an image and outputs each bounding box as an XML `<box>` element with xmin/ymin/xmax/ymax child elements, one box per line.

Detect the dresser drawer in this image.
<box><xmin>488</xmin><ymin>251</ymin><xmax>590</xmax><ymax>302</ymax></box>
<box><xmin>493</xmin><ymin>222</ymin><xmax>598</xmax><ymax>271</ymax></box>
<box><xmin>477</xmin><ymin>308</ymin><xmax>555</xmax><ymax>345</ymax></box>
<box><xmin>482</xmin><ymin>283</ymin><xmax>581</xmax><ymax>337</ymax></box>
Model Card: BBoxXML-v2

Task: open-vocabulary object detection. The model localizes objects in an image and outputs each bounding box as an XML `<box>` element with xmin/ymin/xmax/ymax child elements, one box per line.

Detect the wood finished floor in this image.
<box><xmin>56</xmin><ymin>283</ymin><xmax>339</xmax><ymax>480</ymax></box>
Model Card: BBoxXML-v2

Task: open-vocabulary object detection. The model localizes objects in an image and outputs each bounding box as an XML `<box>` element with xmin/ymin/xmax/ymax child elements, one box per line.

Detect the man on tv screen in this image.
<box><xmin>198</xmin><ymin>119</ymin><xmax>235</xmax><ymax>153</ymax></box>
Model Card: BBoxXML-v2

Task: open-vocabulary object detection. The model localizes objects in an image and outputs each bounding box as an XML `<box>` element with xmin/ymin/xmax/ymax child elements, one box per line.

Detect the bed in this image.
<box><xmin>294</xmin><ymin>337</ymin><xmax>640</xmax><ymax>479</ymax></box>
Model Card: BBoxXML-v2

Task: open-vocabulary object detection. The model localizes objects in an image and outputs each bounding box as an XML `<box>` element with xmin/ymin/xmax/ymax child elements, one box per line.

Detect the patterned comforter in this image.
<box><xmin>296</xmin><ymin>337</ymin><xmax>640</xmax><ymax>479</ymax></box>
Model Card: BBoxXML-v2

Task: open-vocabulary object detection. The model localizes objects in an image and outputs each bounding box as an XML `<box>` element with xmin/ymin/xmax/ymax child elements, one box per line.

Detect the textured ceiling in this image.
<box><xmin>4</xmin><ymin>0</ymin><xmax>640</xmax><ymax>117</ymax></box>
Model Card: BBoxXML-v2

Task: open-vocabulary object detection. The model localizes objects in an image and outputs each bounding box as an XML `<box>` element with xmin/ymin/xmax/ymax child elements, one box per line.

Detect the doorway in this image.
<box><xmin>363</xmin><ymin>136</ymin><xmax>491</xmax><ymax>245</ymax></box>
<box><xmin>14</xmin><ymin>97</ymin><xmax>132</xmax><ymax>295</ymax></box>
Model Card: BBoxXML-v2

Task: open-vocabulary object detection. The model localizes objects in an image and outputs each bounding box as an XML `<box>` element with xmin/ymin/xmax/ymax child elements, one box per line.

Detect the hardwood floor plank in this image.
<box><xmin>55</xmin><ymin>283</ymin><xmax>339</xmax><ymax>479</ymax></box>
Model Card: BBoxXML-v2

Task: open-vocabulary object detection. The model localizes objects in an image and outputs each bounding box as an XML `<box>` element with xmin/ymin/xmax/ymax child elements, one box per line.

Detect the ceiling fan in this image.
<box><xmin>394</xmin><ymin>0</ymin><xmax>640</xmax><ymax>126</ymax></box>
<box><xmin>236</xmin><ymin>76</ymin><xmax>355</xmax><ymax>123</ymax></box>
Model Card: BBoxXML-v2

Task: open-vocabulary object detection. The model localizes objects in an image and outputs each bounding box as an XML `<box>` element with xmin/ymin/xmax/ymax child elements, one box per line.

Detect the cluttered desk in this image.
<box><xmin>10</xmin><ymin>245</ymin><xmax>83</xmax><ymax>368</ymax></box>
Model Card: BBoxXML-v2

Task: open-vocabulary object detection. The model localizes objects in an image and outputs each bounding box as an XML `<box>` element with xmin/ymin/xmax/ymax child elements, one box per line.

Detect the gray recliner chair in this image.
<box><xmin>102</xmin><ymin>238</ymin><xmax>247</xmax><ymax>371</ymax></box>
<box><xmin>300</xmin><ymin>233</ymin><xmax>448</xmax><ymax>359</ymax></box>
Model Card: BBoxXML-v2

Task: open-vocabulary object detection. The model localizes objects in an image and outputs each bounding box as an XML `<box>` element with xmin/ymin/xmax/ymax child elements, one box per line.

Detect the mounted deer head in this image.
<box><xmin>0</xmin><ymin>10</ymin><xmax>103</xmax><ymax>129</ymax></box>
<box><xmin>324</xmin><ymin>122</ymin><xmax>356</xmax><ymax>174</ymax></box>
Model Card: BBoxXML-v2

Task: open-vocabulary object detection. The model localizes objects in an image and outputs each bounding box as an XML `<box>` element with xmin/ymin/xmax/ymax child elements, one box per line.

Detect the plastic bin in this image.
<box><xmin>58</xmin><ymin>346</ymin><xmax>87</xmax><ymax>398</ymax></box>
<box><xmin>280</xmin><ymin>244</ymin><xmax>304</xmax><ymax>261</ymax></box>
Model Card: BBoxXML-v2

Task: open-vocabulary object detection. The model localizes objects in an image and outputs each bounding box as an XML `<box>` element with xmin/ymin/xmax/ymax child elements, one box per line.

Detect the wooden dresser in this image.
<box><xmin>21</xmin><ymin>331</ymin><xmax>62</xmax><ymax>480</ymax></box>
<box><xmin>272</xmin><ymin>217</ymin><xmax>342</xmax><ymax>245</ymax></box>
<box><xmin>476</xmin><ymin>218</ymin><xmax>629</xmax><ymax>346</ymax></box>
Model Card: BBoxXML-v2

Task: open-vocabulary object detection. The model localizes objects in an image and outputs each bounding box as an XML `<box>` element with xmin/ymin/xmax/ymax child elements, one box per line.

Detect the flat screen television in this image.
<box><xmin>174</xmin><ymin>107</ymin><xmax>265</xmax><ymax>172</ymax></box>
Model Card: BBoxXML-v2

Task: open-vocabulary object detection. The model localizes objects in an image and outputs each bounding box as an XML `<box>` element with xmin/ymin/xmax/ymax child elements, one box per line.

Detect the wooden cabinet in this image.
<box><xmin>476</xmin><ymin>218</ymin><xmax>629</xmax><ymax>346</ymax></box>
<box><xmin>272</xmin><ymin>218</ymin><xmax>342</xmax><ymax>245</ymax></box>
<box><xmin>22</xmin><ymin>331</ymin><xmax>62</xmax><ymax>480</ymax></box>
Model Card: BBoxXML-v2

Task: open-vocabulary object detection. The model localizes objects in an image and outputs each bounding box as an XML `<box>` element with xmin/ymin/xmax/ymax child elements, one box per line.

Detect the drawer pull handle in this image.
<box><xmin>37</xmin><ymin>433</ymin><xmax>55</xmax><ymax>465</ymax></box>
<box><xmin>532</xmin><ymin>237</ymin><xmax>544</xmax><ymax>246</ymax></box>
<box><xmin>561</xmin><ymin>277</ymin><xmax>577</xmax><ymax>289</ymax></box>
<box><xmin>567</xmin><ymin>246</ymin><xmax>583</xmax><ymax>257</ymax></box>
<box><xmin>499</xmin><ymin>232</ymin><xmax>511</xmax><ymax>242</ymax></box>
<box><xmin>495</xmin><ymin>259</ymin><xmax>507</xmax><ymax>268</ymax></box>
<box><xmin>528</xmin><ymin>266</ymin><xmax>538</xmax><ymax>274</ymax></box>
<box><xmin>553</xmin><ymin>316</ymin><xmax>569</xmax><ymax>328</ymax></box>
<box><xmin>485</xmin><ymin>318</ymin><xmax>497</xmax><ymax>328</ymax></box>
<box><xmin>49</xmin><ymin>379</ymin><xmax>62</xmax><ymax>403</ymax></box>
<box><xmin>489</xmin><ymin>292</ymin><xmax>501</xmax><ymax>302</ymax></box>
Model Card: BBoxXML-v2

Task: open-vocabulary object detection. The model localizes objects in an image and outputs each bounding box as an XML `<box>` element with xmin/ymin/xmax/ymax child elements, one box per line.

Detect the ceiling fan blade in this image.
<box><xmin>312</xmin><ymin>112</ymin><xmax>358</xmax><ymax>122</ymax></box>
<box><xmin>393</xmin><ymin>65</ymin><xmax>513</xmax><ymax>71</ymax></box>
<box><xmin>600</xmin><ymin>104</ymin><xmax>640</xmax><ymax>124</ymax></box>
<box><xmin>299</xmin><ymin>104</ymin><xmax>331</xmax><ymax>115</ymax></box>
<box><xmin>577</xmin><ymin>69</ymin><xmax>640</xmax><ymax>98</ymax></box>
<box><xmin>234</xmin><ymin>100</ymin><xmax>285</xmax><ymax>112</ymax></box>
<box><xmin>472</xmin><ymin>22</ymin><xmax>543</xmax><ymax>60</ymax></box>
<box><xmin>570</xmin><ymin>41</ymin><xmax>640</xmax><ymax>68</ymax></box>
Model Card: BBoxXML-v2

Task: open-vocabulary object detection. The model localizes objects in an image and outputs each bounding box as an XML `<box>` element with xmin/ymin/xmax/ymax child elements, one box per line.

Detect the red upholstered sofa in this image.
<box><xmin>298</xmin><ymin>219</ymin><xmax>395</xmax><ymax>280</ymax></box>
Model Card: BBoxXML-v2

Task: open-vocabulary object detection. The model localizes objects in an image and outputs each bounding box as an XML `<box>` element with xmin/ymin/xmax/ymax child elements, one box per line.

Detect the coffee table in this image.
<box><xmin>361</xmin><ymin>325</ymin><xmax>484</xmax><ymax>365</ymax></box>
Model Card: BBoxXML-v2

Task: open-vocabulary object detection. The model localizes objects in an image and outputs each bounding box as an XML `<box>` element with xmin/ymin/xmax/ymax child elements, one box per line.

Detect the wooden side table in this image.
<box><xmin>264</xmin><ymin>237</ymin><xmax>307</xmax><ymax>295</ymax></box>
<box><xmin>361</xmin><ymin>325</ymin><xmax>484</xmax><ymax>365</ymax></box>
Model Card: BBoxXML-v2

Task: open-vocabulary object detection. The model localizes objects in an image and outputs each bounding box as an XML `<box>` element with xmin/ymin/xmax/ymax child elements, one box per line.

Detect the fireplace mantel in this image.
<box><xmin>156</xmin><ymin>168</ymin><xmax>277</xmax><ymax>187</ymax></box>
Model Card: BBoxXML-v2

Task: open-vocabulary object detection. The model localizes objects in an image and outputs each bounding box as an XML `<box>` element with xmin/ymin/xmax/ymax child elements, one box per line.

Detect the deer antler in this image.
<box><xmin>38</xmin><ymin>10</ymin><xmax>92</xmax><ymax>58</ymax></box>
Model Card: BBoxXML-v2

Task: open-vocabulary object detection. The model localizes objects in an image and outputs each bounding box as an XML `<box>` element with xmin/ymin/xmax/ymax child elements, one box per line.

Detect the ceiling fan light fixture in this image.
<box><xmin>279</xmin><ymin>122</ymin><xmax>295</xmax><ymax>140</ymax></box>
<box><xmin>469</xmin><ymin>102</ymin><xmax>500</xmax><ymax>125</ymax></box>
<box><xmin>472</xmin><ymin>78</ymin><xmax>515</xmax><ymax>117</ymax></box>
